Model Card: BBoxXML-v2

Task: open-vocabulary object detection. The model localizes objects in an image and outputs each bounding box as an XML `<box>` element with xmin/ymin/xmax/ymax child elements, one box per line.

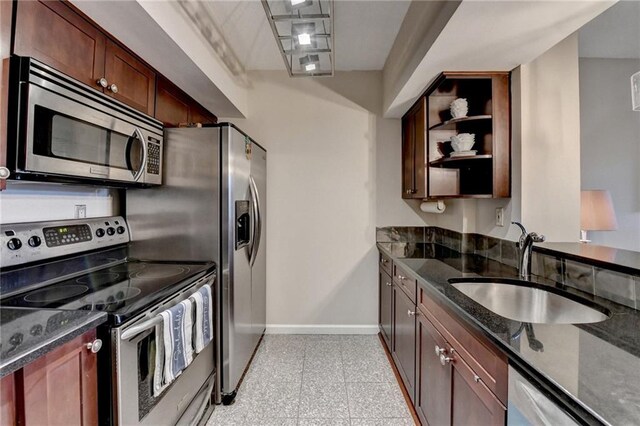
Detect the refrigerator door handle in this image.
<box><xmin>249</xmin><ymin>176</ymin><xmax>262</xmax><ymax>268</ymax></box>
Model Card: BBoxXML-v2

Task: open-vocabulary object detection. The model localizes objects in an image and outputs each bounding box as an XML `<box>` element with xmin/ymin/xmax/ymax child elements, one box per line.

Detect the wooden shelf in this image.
<box><xmin>429</xmin><ymin>115</ymin><xmax>492</xmax><ymax>131</ymax></box>
<box><xmin>429</xmin><ymin>154</ymin><xmax>493</xmax><ymax>167</ymax></box>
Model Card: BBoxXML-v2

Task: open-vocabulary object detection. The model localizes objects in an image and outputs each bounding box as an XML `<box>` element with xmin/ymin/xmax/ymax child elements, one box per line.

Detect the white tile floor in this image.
<box><xmin>206</xmin><ymin>335</ymin><xmax>415</xmax><ymax>426</ymax></box>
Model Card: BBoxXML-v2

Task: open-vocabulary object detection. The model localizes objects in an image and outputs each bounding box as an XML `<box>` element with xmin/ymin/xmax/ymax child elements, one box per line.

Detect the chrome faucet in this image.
<box><xmin>512</xmin><ymin>222</ymin><xmax>545</xmax><ymax>280</ymax></box>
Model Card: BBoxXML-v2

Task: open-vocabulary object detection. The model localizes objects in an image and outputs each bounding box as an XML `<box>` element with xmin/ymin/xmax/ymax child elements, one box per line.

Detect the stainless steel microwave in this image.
<box><xmin>7</xmin><ymin>57</ymin><xmax>163</xmax><ymax>186</ymax></box>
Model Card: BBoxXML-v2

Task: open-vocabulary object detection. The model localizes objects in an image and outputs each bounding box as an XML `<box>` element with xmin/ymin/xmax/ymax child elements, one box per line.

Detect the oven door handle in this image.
<box><xmin>120</xmin><ymin>316</ymin><xmax>162</xmax><ymax>341</ymax></box>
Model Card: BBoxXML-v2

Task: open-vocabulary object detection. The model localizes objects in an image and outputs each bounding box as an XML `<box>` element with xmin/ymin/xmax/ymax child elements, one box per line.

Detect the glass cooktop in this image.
<box><xmin>1</xmin><ymin>260</ymin><xmax>215</xmax><ymax>326</ymax></box>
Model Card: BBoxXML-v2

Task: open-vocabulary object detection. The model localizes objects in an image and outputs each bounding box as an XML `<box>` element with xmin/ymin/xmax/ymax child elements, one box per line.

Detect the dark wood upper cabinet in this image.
<box><xmin>104</xmin><ymin>40</ymin><xmax>156</xmax><ymax>115</ymax></box>
<box><xmin>156</xmin><ymin>76</ymin><xmax>218</xmax><ymax>127</ymax></box>
<box><xmin>401</xmin><ymin>72</ymin><xmax>511</xmax><ymax>200</ymax></box>
<box><xmin>401</xmin><ymin>97</ymin><xmax>427</xmax><ymax>199</ymax></box>
<box><xmin>21</xmin><ymin>329</ymin><xmax>99</xmax><ymax>425</ymax></box>
<box><xmin>13</xmin><ymin>0</ymin><xmax>106</xmax><ymax>89</ymax></box>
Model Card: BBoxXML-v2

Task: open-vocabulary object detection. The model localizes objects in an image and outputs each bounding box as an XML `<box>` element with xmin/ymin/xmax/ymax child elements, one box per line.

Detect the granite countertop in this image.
<box><xmin>378</xmin><ymin>242</ymin><xmax>640</xmax><ymax>426</ymax></box>
<box><xmin>0</xmin><ymin>307</ymin><xmax>107</xmax><ymax>378</ymax></box>
<box><xmin>535</xmin><ymin>242</ymin><xmax>640</xmax><ymax>275</ymax></box>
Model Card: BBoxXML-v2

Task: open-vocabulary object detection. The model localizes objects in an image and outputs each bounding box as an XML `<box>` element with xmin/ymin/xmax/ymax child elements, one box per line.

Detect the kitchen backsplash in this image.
<box><xmin>377</xmin><ymin>226</ymin><xmax>640</xmax><ymax>310</ymax></box>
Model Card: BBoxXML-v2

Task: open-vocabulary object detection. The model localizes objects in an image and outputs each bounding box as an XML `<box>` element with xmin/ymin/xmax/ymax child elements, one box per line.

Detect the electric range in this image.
<box><xmin>0</xmin><ymin>216</ymin><xmax>216</xmax><ymax>426</ymax></box>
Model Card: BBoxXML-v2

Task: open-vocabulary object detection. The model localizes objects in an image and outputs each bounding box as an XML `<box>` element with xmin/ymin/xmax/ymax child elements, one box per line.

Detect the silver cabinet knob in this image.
<box><xmin>0</xmin><ymin>167</ymin><xmax>10</xmax><ymax>180</ymax></box>
<box><xmin>85</xmin><ymin>339</ymin><xmax>102</xmax><ymax>353</ymax></box>
<box><xmin>473</xmin><ymin>374</ymin><xmax>481</xmax><ymax>383</ymax></box>
<box><xmin>108</xmin><ymin>83</ymin><xmax>119</xmax><ymax>94</ymax></box>
<box><xmin>380</xmin><ymin>258</ymin><xmax>388</xmax><ymax>264</ymax></box>
<box><xmin>386</xmin><ymin>282</ymin><xmax>392</xmax><ymax>287</ymax></box>
<box><xmin>407</xmin><ymin>310</ymin><xmax>417</xmax><ymax>316</ymax></box>
<box><xmin>97</xmin><ymin>77</ymin><xmax>108</xmax><ymax>88</ymax></box>
<box><xmin>440</xmin><ymin>353</ymin><xmax>454</xmax><ymax>366</ymax></box>
<box><xmin>435</xmin><ymin>345</ymin><xmax>446</xmax><ymax>356</ymax></box>
<box><xmin>397</xmin><ymin>275</ymin><xmax>405</xmax><ymax>280</ymax></box>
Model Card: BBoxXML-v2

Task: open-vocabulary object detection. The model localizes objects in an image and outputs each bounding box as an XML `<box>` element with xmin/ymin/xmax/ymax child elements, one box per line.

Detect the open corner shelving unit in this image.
<box><xmin>425</xmin><ymin>72</ymin><xmax>511</xmax><ymax>199</ymax></box>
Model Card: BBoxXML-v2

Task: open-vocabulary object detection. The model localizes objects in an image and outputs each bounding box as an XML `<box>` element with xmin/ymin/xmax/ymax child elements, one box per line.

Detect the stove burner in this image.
<box><xmin>76</xmin><ymin>273</ymin><xmax>121</xmax><ymax>286</ymax></box>
<box><xmin>24</xmin><ymin>285</ymin><xmax>89</xmax><ymax>303</ymax></box>
<box><xmin>130</xmin><ymin>265</ymin><xmax>189</xmax><ymax>280</ymax></box>
<box><xmin>84</xmin><ymin>287</ymin><xmax>142</xmax><ymax>304</ymax></box>
<box><xmin>107</xmin><ymin>263</ymin><xmax>147</xmax><ymax>274</ymax></box>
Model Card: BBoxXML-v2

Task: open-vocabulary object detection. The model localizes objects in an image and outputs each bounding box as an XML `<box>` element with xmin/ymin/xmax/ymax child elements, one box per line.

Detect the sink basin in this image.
<box><xmin>450</xmin><ymin>279</ymin><xmax>610</xmax><ymax>324</ymax></box>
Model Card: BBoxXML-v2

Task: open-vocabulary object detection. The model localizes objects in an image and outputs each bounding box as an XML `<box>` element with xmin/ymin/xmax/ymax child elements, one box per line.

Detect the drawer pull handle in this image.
<box><xmin>380</xmin><ymin>259</ymin><xmax>388</xmax><ymax>264</ymax></box>
<box><xmin>397</xmin><ymin>275</ymin><xmax>405</xmax><ymax>280</ymax></box>
<box><xmin>0</xmin><ymin>167</ymin><xmax>10</xmax><ymax>180</ymax></box>
<box><xmin>440</xmin><ymin>354</ymin><xmax>454</xmax><ymax>366</ymax></box>
<box><xmin>85</xmin><ymin>339</ymin><xmax>103</xmax><ymax>353</ymax></box>
<box><xmin>435</xmin><ymin>345</ymin><xmax>446</xmax><ymax>356</ymax></box>
<box><xmin>474</xmin><ymin>374</ymin><xmax>481</xmax><ymax>383</ymax></box>
<box><xmin>386</xmin><ymin>282</ymin><xmax>392</xmax><ymax>287</ymax></box>
<box><xmin>407</xmin><ymin>310</ymin><xmax>417</xmax><ymax>316</ymax></box>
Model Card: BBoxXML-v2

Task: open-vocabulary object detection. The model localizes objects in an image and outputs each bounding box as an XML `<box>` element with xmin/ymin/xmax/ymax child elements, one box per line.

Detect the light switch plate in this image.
<box><xmin>632</xmin><ymin>71</ymin><xmax>640</xmax><ymax>111</ymax></box>
<box><xmin>495</xmin><ymin>207</ymin><xmax>504</xmax><ymax>227</ymax></box>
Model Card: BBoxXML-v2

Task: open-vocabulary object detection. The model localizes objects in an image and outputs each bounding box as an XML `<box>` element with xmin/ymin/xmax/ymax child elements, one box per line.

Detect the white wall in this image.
<box><xmin>579</xmin><ymin>58</ymin><xmax>640</xmax><ymax>251</ymax></box>
<box><xmin>0</xmin><ymin>182</ymin><xmax>118</xmax><ymax>224</ymax></box>
<box><xmin>225</xmin><ymin>70</ymin><xmax>430</xmax><ymax>333</ymax></box>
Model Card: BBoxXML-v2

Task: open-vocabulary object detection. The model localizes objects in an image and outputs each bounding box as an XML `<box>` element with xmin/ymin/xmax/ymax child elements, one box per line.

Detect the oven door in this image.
<box><xmin>22</xmin><ymin>83</ymin><xmax>152</xmax><ymax>184</ymax></box>
<box><xmin>112</xmin><ymin>273</ymin><xmax>215</xmax><ymax>426</ymax></box>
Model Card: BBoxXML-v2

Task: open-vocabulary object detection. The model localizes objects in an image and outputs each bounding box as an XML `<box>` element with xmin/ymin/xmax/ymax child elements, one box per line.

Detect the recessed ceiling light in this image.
<box><xmin>290</xmin><ymin>0</ymin><xmax>312</xmax><ymax>8</ymax></box>
<box><xmin>305</xmin><ymin>63</ymin><xmax>316</xmax><ymax>71</ymax></box>
<box><xmin>298</xmin><ymin>33</ymin><xmax>311</xmax><ymax>45</ymax></box>
<box><xmin>299</xmin><ymin>54</ymin><xmax>320</xmax><ymax>72</ymax></box>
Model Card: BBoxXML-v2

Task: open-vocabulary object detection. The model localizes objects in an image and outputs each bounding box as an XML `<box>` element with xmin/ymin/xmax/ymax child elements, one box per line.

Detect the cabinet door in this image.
<box><xmin>22</xmin><ymin>329</ymin><xmax>99</xmax><ymax>425</ymax></box>
<box><xmin>104</xmin><ymin>40</ymin><xmax>156</xmax><ymax>115</ymax></box>
<box><xmin>379</xmin><ymin>268</ymin><xmax>393</xmax><ymax>349</ymax></box>
<box><xmin>155</xmin><ymin>76</ymin><xmax>190</xmax><ymax>127</ymax></box>
<box><xmin>412</xmin><ymin>97</ymin><xmax>427</xmax><ymax>199</ymax></box>
<box><xmin>189</xmin><ymin>104</ymin><xmax>217</xmax><ymax>125</ymax></box>
<box><xmin>392</xmin><ymin>285</ymin><xmax>416</xmax><ymax>402</ymax></box>
<box><xmin>0</xmin><ymin>372</ymin><xmax>17</xmax><ymax>426</ymax></box>
<box><xmin>450</xmin><ymin>352</ymin><xmax>506</xmax><ymax>426</ymax></box>
<box><xmin>401</xmin><ymin>113</ymin><xmax>415</xmax><ymax>199</ymax></box>
<box><xmin>416</xmin><ymin>313</ymin><xmax>451</xmax><ymax>426</ymax></box>
<box><xmin>13</xmin><ymin>0</ymin><xmax>106</xmax><ymax>89</ymax></box>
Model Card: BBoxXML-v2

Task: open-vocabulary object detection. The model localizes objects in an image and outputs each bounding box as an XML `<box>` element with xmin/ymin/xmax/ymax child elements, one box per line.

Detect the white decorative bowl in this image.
<box><xmin>450</xmin><ymin>98</ymin><xmax>468</xmax><ymax>118</ymax></box>
<box><xmin>451</xmin><ymin>133</ymin><xmax>475</xmax><ymax>151</ymax></box>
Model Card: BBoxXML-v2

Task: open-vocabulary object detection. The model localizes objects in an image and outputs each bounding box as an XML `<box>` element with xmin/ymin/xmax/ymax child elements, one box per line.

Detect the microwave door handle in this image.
<box><xmin>130</xmin><ymin>127</ymin><xmax>148</xmax><ymax>182</ymax></box>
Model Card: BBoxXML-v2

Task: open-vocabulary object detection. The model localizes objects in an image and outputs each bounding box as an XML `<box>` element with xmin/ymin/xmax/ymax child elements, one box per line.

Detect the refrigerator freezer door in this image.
<box><xmin>251</xmin><ymin>145</ymin><xmax>267</xmax><ymax>346</ymax></box>
<box><xmin>221</xmin><ymin>126</ymin><xmax>255</xmax><ymax>397</ymax></box>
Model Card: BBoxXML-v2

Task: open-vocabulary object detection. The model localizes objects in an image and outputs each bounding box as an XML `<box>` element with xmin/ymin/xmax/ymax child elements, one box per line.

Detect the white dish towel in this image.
<box><xmin>153</xmin><ymin>299</ymin><xmax>194</xmax><ymax>396</ymax></box>
<box><xmin>190</xmin><ymin>284</ymin><xmax>213</xmax><ymax>353</ymax></box>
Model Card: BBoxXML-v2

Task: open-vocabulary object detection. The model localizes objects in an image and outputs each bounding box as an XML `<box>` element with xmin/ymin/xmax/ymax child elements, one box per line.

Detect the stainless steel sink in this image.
<box><xmin>450</xmin><ymin>280</ymin><xmax>610</xmax><ymax>324</ymax></box>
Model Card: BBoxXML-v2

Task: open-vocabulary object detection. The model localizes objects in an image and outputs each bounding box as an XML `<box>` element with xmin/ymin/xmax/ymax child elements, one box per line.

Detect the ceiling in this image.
<box><xmin>197</xmin><ymin>0</ymin><xmax>411</xmax><ymax>71</ymax></box>
<box><xmin>578</xmin><ymin>0</ymin><xmax>640</xmax><ymax>59</ymax></box>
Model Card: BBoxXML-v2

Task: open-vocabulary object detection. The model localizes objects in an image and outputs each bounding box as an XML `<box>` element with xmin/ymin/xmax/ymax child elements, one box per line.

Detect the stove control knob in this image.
<box><xmin>116</xmin><ymin>226</ymin><xmax>126</xmax><ymax>235</ymax></box>
<box><xmin>7</xmin><ymin>238</ymin><xmax>22</xmax><ymax>250</ymax></box>
<box><xmin>95</xmin><ymin>228</ymin><xmax>105</xmax><ymax>238</ymax></box>
<box><xmin>106</xmin><ymin>227</ymin><xmax>115</xmax><ymax>236</ymax></box>
<box><xmin>28</xmin><ymin>236</ymin><xmax>41</xmax><ymax>248</ymax></box>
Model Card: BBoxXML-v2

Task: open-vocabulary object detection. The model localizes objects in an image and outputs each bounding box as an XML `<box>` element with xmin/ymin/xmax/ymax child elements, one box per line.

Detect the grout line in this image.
<box><xmin>341</xmin><ymin>335</ymin><xmax>352</xmax><ymax>420</ymax></box>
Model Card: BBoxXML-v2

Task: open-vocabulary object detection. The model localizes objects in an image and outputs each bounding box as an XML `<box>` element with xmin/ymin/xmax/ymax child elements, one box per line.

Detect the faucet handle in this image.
<box><xmin>530</xmin><ymin>232</ymin><xmax>545</xmax><ymax>243</ymax></box>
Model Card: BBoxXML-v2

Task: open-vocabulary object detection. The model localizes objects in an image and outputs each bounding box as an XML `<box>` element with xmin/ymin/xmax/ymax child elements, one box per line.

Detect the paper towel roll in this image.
<box><xmin>420</xmin><ymin>200</ymin><xmax>446</xmax><ymax>214</ymax></box>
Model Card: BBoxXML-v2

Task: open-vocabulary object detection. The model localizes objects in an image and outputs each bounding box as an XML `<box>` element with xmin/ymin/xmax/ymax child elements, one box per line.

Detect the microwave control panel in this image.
<box><xmin>1</xmin><ymin>216</ymin><xmax>130</xmax><ymax>268</ymax></box>
<box><xmin>147</xmin><ymin>139</ymin><xmax>161</xmax><ymax>175</ymax></box>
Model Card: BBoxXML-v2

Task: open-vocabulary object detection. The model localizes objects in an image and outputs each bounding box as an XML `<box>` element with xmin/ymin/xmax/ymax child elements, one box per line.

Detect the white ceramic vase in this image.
<box><xmin>450</xmin><ymin>98</ymin><xmax>468</xmax><ymax>119</ymax></box>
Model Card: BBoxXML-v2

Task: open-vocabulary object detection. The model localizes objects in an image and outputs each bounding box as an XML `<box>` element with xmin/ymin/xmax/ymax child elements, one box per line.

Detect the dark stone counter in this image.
<box><xmin>378</xmin><ymin>242</ymin><xmax>640</xmax><ymax>426</ymax></box>
<box><xmin>0</xmin><ymin>307</ymin><xmax>107</xmax><ymax>377</ymax></box>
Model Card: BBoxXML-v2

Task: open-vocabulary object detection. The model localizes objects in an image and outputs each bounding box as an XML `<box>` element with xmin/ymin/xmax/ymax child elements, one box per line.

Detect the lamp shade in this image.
<box><xmin>581</xmin><ymin>190</ymin><xmax>618</xmax><ymax>231</ymax></box>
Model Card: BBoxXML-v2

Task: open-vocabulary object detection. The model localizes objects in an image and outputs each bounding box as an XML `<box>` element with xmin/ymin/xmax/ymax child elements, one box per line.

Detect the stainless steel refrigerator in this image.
<box><xmin>126</xmin><ymin>123</ymin><xmax>266</xmax><ymax>405</ymax></box>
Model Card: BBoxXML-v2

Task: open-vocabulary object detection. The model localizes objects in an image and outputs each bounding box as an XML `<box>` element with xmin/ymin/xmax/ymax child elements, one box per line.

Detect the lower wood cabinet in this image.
<box><xmin>379</xmin><ymin>267</ymin><xmax>393</xmax><ymax>349</ymax></box>
<box><xmin>378</xmin><ymin>252</ymin><xmax>507</xmax><ymax>425</ymax></box>
<box><xmin>392</xmin><ymin>284</ymin><xmax>416</xmax><ymax>403</ymax></box>
<box><xmin>0</xmin><ymin>329</ymin><xmax>99</xmax><ymax>426</ymax></box>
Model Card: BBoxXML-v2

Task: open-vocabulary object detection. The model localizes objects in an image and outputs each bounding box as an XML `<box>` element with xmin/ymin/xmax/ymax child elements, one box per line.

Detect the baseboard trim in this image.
<box><xmin>265</xmin><ymin>324</ymin><xmax>379</xmax><ymax>335</ymax></box>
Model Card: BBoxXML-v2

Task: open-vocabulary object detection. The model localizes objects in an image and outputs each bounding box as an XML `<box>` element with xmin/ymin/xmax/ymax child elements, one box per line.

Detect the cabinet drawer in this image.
<box><xmin>418</xmin><ymin>287</ymin><xmax>507</xmax><ymax>403</ymax></box>
<box><xmin>393</xmin><ymin>264</ymin><xmax>416</xmax><ymax>304</ymax></box>
<box><xmin>379</xmin><ymin>252</ymin><xmax>392</xmax><ymax>276</ymax></box>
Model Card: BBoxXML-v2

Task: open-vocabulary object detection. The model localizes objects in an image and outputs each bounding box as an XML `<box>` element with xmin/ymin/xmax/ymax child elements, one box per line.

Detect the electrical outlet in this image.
<box><xmin>495</xmin><ymin>207</ymin><xmax>504</xmax><ymax>227</ymax></box>
<box><xmin>75</xmin><ymin>205</ymin><xmax>87</xmax><ymax>219</ymax></box>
